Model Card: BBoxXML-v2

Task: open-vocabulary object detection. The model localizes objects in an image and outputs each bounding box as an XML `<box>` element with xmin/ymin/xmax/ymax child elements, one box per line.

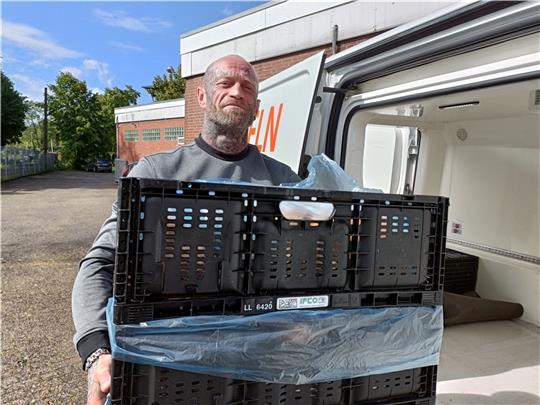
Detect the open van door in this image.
<box><xmin>254</xmin><ymin>1</ymin><xmax>540</xmax><ymax>327</ymax></box>
<box><xmin>248</xmin><ymin>52</ymin><xmax>325</xmax><ymax>174</ymax></box>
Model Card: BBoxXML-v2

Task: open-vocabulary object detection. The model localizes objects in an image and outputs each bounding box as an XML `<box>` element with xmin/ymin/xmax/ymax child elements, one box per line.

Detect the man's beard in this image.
<box><xmin>208</xmin><ymin>102</ymin><xmax>255</xmax><ymax>130</ymax></box>
<box><xmin>203</xmin><ymin>102</ymin><xmax>256</xmax><ymax>150</ymax></box>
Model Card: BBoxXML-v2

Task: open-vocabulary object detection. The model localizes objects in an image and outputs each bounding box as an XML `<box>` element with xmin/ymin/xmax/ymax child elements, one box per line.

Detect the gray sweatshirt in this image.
<box><xmin>71</xmin><ymin>136</ymin><xmax>300</xmax><ymax>366</ymax></box>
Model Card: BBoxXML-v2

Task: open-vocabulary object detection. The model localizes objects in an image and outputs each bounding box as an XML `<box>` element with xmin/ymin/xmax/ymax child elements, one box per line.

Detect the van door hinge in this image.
<box><xmin>323</xmin><ymin>87</ymin><xmax>348</xmax><ymax>94</ymax></box>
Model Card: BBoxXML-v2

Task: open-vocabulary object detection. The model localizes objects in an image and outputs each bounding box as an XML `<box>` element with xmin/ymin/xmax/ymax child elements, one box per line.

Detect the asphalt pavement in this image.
<box><xmin>1</xmin><ymin>170</ymin><xmax>117</xmax><ymax>404</ymax></box>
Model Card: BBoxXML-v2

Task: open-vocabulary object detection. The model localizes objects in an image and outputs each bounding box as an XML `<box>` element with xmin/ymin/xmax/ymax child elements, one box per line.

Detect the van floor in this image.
<box><xmin>437</xmin><ymin>320</ymin><xmax>540</xmax><ymax>404</ymax></box>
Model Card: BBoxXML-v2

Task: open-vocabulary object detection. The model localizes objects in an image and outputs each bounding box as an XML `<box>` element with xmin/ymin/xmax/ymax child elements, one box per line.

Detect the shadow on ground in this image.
<box><xmin>1</xmin><ymin>170</ymin><xmax>117</xmax><ymax>193</ymax></box>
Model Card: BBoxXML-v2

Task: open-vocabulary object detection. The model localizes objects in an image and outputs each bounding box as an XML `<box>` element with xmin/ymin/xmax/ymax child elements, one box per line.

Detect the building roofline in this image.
<box><xmin>180</xmin><ymin>1</ymin><xmax>285</xmax><ymax>39</ymax></box>
<box><xmin>115</xmin><ymin>98</ymin><xmax>185</xmax><ymax>114</ymax></box>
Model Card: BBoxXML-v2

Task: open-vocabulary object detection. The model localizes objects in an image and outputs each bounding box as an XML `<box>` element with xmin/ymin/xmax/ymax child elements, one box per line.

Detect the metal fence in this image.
<box><xmin>1</xmin><ymin>147</ymin><xmax>57</xmax><ymax>182</ymax></box>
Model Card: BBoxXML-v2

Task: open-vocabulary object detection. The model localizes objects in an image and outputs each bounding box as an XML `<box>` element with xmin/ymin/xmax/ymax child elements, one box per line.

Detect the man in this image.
<box><xmin>72</xmin><ymin>55</ymin><xmax>300</xmax><ymax>405</ymax></box>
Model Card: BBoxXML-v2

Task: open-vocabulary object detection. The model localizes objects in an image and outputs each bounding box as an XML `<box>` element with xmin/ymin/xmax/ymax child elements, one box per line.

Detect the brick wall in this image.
<box><xmin>117</xmin><ymin>117</ymin><xmax>185</xmax><ymax>163</ymax></box>
<box><xmin>184</xmin><ymin>32</ymin><xmax>378</xmax><ymax>141</ymax></box>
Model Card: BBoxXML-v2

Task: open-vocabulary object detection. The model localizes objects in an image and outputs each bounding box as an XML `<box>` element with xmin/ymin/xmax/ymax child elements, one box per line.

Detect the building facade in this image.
<box><xmin>115</xmin><ymin>99</ymin><xmax>185</xmax><ymax>163</ymax></box>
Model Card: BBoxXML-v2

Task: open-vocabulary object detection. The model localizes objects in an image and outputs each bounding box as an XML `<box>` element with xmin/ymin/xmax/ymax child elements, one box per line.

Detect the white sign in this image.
<box><xmin>276</xmin><ymin>295</ymin><xmax>329</xmax><ymax>310</ymax></box>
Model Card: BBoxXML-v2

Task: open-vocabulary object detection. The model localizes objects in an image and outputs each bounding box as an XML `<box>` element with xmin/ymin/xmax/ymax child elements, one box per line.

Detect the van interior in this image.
<box><xmin>340</xmin><ymin>33</ymin><xmax>539</xmax><ymax>327</ymax></box>
<box><xmin>334</xmin><ymin>32</ymin><xmax>539</xmax><ymax>403</ymax></box>
<box><xmin>344</xmin><ymin>78</ymin><xmax>539</xmax><ymax>323</ymax></box>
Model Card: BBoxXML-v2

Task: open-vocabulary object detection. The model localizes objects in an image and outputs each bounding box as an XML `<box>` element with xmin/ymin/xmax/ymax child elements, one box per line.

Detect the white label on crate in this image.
<box><xmin>276</xmin><ymin>295</ymin><xmax>329</xmax><ymax>310</ymax></box>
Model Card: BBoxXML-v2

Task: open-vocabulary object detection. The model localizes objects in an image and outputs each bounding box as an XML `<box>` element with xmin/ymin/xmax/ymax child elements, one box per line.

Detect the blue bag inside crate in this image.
<box><xmin>108</xmin><ymin>299</ymin><xmax>443</xmax><ymax>385</ymax></box>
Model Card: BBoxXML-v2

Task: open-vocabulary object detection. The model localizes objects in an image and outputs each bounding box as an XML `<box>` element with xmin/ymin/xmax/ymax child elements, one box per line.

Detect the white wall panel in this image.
<box><xmin>264</xmin><ymin>1</ymin><xmax>347</xmax><ymax>27</ymax></box>
<box><xmin>181</xmin><ymin>11</ymin><xmax>266</xmax><ymax>54</ymax></box>
<box><xmin>446</xmin><ymin>143</ymin><xmax>539</xmax><ymax>257</ymax></box>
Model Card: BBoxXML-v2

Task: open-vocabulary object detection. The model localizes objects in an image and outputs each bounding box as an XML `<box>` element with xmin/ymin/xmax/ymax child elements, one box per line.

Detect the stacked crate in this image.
<box><xmin>110</xmin><ymin>178</ymin><xmax>448</xmax><ymax>405</ymax></box>
<box><xmin>444</xmin><ymin>249</ymin><xmax>479</xmax><ymax>294</ymax></box>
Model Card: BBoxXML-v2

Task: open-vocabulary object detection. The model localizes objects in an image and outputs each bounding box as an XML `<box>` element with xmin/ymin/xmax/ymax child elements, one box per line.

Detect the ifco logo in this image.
<box><xmin>299</xmin><ymin>296</ymin><xmax>326</xmax><ymax>305</ymax></box>
<box><xmin>298</xmin><ymin>295</ymin><xmax>329</xmax><ymax>308</ymax></box>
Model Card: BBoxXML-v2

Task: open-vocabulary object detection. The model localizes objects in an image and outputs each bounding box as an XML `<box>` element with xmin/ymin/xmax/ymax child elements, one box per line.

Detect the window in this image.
<box><xmin>142</xmin><ymin>128</ymin><xmax>161</xmax><ymax>141</ymax></box>
<box><xmin>165</xmin><ymin>127</ymin><xmax>184</xmax><ymax>144</ymax></box>
<box><xmin>345</xmin><ymin>120</ymin><xmax>420</xmax><ymax>194</ymax></box>
<box><xmin>124</xmin><ymin>130</ymin><xmax>138</xmax><ymax>142</ymax></box>
<box><xmin>362</xmin><ymin>125</ymin><xmax>398</xmax><ymax>193</ymax></box>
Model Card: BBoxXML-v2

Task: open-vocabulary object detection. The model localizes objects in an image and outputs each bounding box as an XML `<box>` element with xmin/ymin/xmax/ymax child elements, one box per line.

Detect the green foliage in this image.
<box><xmin>18</xmin><ymin>100</ymin><xmax>58</xmax><ymax>151</ymax></box>
<box><xmin>97</xmin><ymin>86</ymin><xmax>140</xmax><ymax>156</ymax></box>
<box><xmin>48</xmin><ymin>72</ymin><xmax>107</xmax><ymax>169</ymax></box>
<box><xmin>145</xmin><ymin>65</ymin><xmax>185</xmax><ymax>101</ymax></box>
<box><xmin>1</xmin><ymin>72</ymin><xmax>27</xmax><ymax>146</ymax></box>
<box><xmin>48</xmin><ymin>73</ymin><xmax>140</xmax><ymax>169</ymax></box>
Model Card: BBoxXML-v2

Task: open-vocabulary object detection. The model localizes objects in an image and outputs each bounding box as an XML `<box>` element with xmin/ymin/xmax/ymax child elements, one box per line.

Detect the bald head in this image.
<box><xmin>203</xmin><ymin>54</ymin><xmax>259</xmax><ymax>94</ymax></box>
<box><xmin>197</xmin><ymin>54</ymin><xmax>261</xmax><ymax>155</ymax></box>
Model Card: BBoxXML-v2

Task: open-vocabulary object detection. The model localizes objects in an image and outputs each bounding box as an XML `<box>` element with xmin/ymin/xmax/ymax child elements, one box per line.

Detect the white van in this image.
<box><xmin>250</xmin><ymin>1</ymin><xmax>540</xmax><ymax>328</ymax></box>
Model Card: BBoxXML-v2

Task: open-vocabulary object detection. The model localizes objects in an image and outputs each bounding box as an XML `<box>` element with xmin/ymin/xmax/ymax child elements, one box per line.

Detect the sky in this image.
<box><xmin>1</xmin><ymin>1</ymin><xmax>262</xmax><ymax>104</ymax></box>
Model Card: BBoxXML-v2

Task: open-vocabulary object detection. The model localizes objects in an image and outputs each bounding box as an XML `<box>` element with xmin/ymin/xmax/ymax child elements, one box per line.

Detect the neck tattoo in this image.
<box><xmin>201</xmin><ymin>120</ymin><xmax>248</xmax><ymax>155</ymax></box>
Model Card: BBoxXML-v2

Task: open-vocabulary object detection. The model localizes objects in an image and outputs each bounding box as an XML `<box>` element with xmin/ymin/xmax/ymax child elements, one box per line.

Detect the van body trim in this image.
<box><xmin>324</xmin><ymin>92</ymin><xmax>345</xmax><ymax>160</ymax></box>
<box><xmin>326</xmin><ymin>2</ymin><xmax>538</xmax><ymax>79</ymax></box>
<box><xmin>324</xmin><ymin>1</ymin><xmax>510</xmax><ymax>71</ymax></box>
<box><xmin>447</xmin><ymin>238</ymin><xmax>540</xmax><ymax>265</ymax></box>
<box><xmin>337</xmin><ymin>72</ymin><xmax>540</xmax><ymax>167</ymax></box>
<box><xmin>298</xmin><ymin>54</ymin><xmax>327</xmax><ymax>173</ymax></box>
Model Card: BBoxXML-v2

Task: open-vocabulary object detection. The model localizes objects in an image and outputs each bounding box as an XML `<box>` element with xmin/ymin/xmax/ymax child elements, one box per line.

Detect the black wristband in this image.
<box><xmin>77</xmin><ymin>331</ymin><xmax>111</xmax><ymax>370</ymax></box>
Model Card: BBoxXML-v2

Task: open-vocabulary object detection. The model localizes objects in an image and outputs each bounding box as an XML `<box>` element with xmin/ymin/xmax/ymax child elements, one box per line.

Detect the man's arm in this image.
<box><xmin>72</xmin><ymin>157</ymin><xmax>155</xmax><ymax>366</ymax></box>
<box><xmin>72</xmin><ymin>204</ymin><xmax>118</xmax><ymax>405</ymax></box>
<box><xmin>72</xmin><ymin>158</ymin><xmax>156</xmax><ymax>405</ymax></box>
<box><xmin>72</xmin><ymin>203</ymin><xmax>117</xmax><ymax>366</ymax></box>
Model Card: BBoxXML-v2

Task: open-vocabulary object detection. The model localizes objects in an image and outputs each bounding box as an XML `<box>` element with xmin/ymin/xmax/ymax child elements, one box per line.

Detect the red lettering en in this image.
<box><xmin>263</xmin><ymin>103</ymin><xmax>283</xmax><ymax>152</ymax></box>
<box><xmin>255</xmin><ymin>109</ymin><xmax>265</xmax><ymax>150</ymax></box>
<box><xmin>248</xmin><ymin>110</ymin><xmax>265</xmax><ymax>151</ymax></box>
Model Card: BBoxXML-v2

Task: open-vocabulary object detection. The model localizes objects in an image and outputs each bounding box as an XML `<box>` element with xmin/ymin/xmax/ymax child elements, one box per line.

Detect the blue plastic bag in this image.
<box><xmin>108</xmin><ymin>299</ymin><xmax>442</xmax><ymax>384</ymax></box>
<box><xmin>196</xmin><ymin>154</ymin><xmax>381</xmax><ymax>193</ymax></box>
<box><xmin>282</xmin><ymin>153</ymin><xmax>381</xmax><ymax>192</ymax></box>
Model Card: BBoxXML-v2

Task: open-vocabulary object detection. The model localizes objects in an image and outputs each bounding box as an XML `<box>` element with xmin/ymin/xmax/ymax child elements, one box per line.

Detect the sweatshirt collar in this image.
<box><xmin>195</xmin><ymin>135</ymin><xmax>252</xmax><ymax>162</ymax></box>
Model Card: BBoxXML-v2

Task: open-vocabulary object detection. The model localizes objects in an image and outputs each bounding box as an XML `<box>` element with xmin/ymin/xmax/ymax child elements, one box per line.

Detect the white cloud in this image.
<box><xmin>109</xmin><ymin>41</ymin><xmax>145</xmax><ymax>52</ymax></box>
<box><xmin>93</xmin><ymin>9</ymin><xmax>171</xmax><ymax>32</ymax></box>
<box><xmin>1</xmin><ymin>21</ymin><xmax>83</xmax><ymax>59</ymax></box>
<box><xmin>82</xmin><ymin>59</ymin><xmax>113</xmax><ymax>87</ymax></box>
<box><xmin>2</xmin><ymin>54</ymin><xmax>22</xmax><ymax>65</ymax></box>
<box><xmin>222</xmin><ymin>5</ymin><xmax>235</xmax><ymax>17</ymax></box>
<box><xmin>91</xmin><ymin>87</ymin><xmax>104</xmax><ymax>95</ymax></box>
<box><xmin>60</xmin><ymin>66</ymin><xmax>83</xmax><ymax>78</ymax></box>
<box><xmin>57</xmin><ymin>59</ymin><xmax>114</xmax><ymax>88</ymax></box>
<box><xmin>31</xmin><ymin>59</ymin><xmax>52</xmax><ymax>68</ymax></box>
<box><xmin>11</xmin><ymin>73</ymin><xmax>48</xmax><ymax>101</ymax></box>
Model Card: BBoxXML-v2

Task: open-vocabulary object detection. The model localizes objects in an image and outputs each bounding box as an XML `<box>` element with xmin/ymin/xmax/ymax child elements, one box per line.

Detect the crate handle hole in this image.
<box><xmin>279</xmin><ymin>201</ymin><xmax>335</xmax><ymax>221</ymax></box>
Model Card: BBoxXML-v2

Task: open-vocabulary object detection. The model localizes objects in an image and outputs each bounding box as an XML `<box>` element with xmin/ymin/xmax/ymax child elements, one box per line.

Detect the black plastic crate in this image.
<box><xmin>110</xmin><ymin>360</ymin><xmax>437</xmax><ymax>405</ymax></box>
<box><xmin>113</xmin><ymin>291</ymin><xmax>442</xmax><ymax>324</ymax></box>
<box><xmin>114</xmin><ymin>178</ymin><xmax>448</xmax><ymax>305</ymax></box>
<box><xmin>443</xmin><ymin>249</ymin><xmax>479</xmax><ymax>294</ymax></box>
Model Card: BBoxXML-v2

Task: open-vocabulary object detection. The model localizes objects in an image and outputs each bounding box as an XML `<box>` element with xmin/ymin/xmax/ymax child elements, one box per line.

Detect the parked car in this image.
<box><xmin>86</xmin><ymin>158</ymin><xmax>113</xmax><ymax>173</ymax></box>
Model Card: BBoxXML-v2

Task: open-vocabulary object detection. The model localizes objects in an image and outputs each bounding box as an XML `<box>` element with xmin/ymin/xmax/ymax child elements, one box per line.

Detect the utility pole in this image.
<box><xmin>43</xmin><ymin>87</ymin><xmax>48</xmax><ymax>153</ymax></box>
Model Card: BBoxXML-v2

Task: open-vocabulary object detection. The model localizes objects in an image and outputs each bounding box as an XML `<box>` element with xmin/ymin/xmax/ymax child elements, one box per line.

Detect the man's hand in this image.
<box><xmin>87</xmin><ymin>354</ymin><xmax>112</xmax><ymax>405</ymax></box>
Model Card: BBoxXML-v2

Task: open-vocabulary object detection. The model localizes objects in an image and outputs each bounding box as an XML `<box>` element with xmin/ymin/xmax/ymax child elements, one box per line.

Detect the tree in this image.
<box><xmin>97</xmin><ymin>86</ymin><xmax>139</xmax><ymax>156</ymax></box>
<box><xmin>48</xmin><ymin>72</ymin><xmax>105</xmax><ymax>169</ymax></box>
<box><xmin>1</xmin><ymin>72</ymin><xmax>27</xmax><ymax>146</ymax></box>
<box><xmin>145</xmin><ymin>65</ymin><xmax>185</xmax><ymax>101</ymax></box>
<box><xmin>19</xmin><ymin>100</ymin><xmax>59</xmax><ymax>151</ymax></box>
